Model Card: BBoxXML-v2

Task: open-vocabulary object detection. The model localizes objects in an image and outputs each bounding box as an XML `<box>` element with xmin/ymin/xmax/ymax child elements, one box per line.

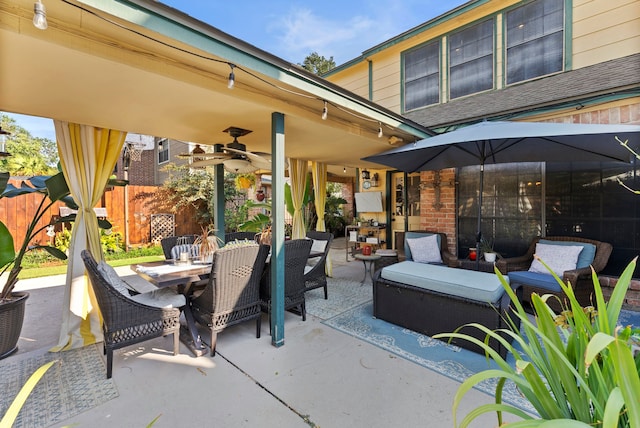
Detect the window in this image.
<box><xmin>403</xmin><ymin>41</ymin><xmax>440</xmax><ymax>111</ymax></box>
<box><xmin>157</xmin><ymin>138</ymin><xmax>169</xmax><ymax>164</ymax></box>
<box><xmin>449</xmin><ymin>19</ymin><xmax>494</xmax><ymax>99</ymax></box>
<box><xmin>506</xmin><ymin>0</ymin><xmax>564</xmax><ymax>84</ymax></box>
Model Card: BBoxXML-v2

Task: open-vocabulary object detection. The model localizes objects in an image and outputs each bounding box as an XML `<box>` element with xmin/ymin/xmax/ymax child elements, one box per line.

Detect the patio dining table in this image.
<box><xmin>132</xmin><ymin>260</ymin><xmax>212</xmax><ymax>357</ymax></box>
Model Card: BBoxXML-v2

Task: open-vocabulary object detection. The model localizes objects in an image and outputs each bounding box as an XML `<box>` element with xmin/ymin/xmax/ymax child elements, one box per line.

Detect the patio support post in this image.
<box><xmin>213</xmin><ymin>144</ymin><xmax>225</xmax><ymax>244</ymax></box>
<box><xmin>270</xmin><ymin>112</ymin><xmax>286</xmax><ymax>347</ymax></box>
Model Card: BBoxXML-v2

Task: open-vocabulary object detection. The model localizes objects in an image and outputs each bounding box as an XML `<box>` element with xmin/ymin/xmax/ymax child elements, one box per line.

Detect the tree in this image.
<box><xmin>0</xmin><ymin>114</ymin><xmax>58</xmax><ymax>175</ymax></box>
<box><xmin>300</xmin><ymin>52</ymin><xmax>336</xmax><ymax>75</ymax></box>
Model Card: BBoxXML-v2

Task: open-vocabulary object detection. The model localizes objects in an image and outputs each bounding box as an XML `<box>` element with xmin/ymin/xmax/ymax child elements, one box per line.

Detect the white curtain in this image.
<box><xmin>51</xmin><ymin>122</ymin><xmax>126</xmax><ymax>351</ymax></box>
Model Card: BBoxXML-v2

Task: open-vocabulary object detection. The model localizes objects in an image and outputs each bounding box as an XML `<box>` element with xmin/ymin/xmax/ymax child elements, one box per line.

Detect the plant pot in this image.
<box><xmin>0</xmin><ymin>291</ymin><xmax>29</xmax><ymax>359</ymax></box>
<box><xmin>484</xmin><ymin>252</ymin><xmax>497</xmax><ymax>263</ymax></box>
<box><xmin>468</xmin><ymin>248</ymin><xmax>477</xmax><ymax>261</ymax></box>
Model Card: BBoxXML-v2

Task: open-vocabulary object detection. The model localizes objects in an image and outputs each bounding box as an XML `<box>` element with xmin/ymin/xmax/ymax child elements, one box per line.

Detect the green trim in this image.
<box><xmin>493</xmin><ymin>16</ymin><xmax>499</xmax><ymax>91</ymax></box>
<box><xmin>368</xmin><ymin>60</ymin><xmax>373</xmax><ymax>101</ymax></box>
<box><xmin>441</xmin><ymin>38</ymin><xmax>447</xmax><ymax>104</ymax></box>
<box><xmin>400</xmin><ymin>52</ymin><xmax>406</xmax><ymax>113</ymax></box>
<box><xmin>327</xmin><ymin>0</ymin><xmax>492</xmax><ymax>75</ymax></box>
<box><xmin>270</xmin><ymin>112</ymin><xmax>286</xmax><ymax>347</ymax></box>
<box><xmin>564</xmin><ymin>0</ymin><xmax>573</xmax><ymax>71</ymax></box>
<box><xmin>500</xmin><ymin>10</ymin><xmax>506</xmax><ymax>88</ymax></box>
<box><xmin>213</xmin><ymin>144</ymin><xmax>225</xmax><ymax>244</ymax></box>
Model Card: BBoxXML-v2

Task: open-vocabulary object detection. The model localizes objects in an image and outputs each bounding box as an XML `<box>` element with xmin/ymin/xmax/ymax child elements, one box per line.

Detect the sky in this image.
<box><xmin>4</xmin><ymin>0</ymin><xmax>468</xmax><ymax>140</ymax></box>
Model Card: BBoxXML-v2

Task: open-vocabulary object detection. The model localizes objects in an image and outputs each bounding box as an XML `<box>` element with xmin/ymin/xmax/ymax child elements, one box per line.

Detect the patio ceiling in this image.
<box><xmin>0</xmin><ymin>0</ymin><xmax>433</xmax><ymax>176</ymax></box>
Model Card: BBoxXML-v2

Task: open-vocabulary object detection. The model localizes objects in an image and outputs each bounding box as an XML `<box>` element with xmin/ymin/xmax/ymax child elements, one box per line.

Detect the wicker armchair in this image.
<box><xmin>81</xmin><ymin>250</ymin><xmax>182</xmax><ymax>378</ymax></box>
<box><xmin>303</xmin><ymin>231</ymin><xmax>334</xmax><ymax>299</ymax></box>
<box><xmin>224</xmin><ymin>231</ymin><xmax>258</xmax><ymax>244</ymax></box>
<box><xmin>190</xmin><ymin>242</ymin><xmax>269</xmax><ymax>356</ymax></box>
<box><xmin>160</xmin><ymin>234</ymin><xmax>198</xmax><ymax>259</ymax></box>
<box><xmin>260</xmin><ymin>239</ymin><xmax>312</xmax><ymax>329</ymax></box>
<box><xmin>496</xmin><ymin>236</ymin><xmax>612</xmax><ymax>311</ymax></box>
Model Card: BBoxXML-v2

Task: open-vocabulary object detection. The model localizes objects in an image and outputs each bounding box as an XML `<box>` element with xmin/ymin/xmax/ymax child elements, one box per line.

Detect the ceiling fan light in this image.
<box><xmin>223</xmin><ymin>158</ymin><xmax>257</xmax><ymax>173</ymax></box>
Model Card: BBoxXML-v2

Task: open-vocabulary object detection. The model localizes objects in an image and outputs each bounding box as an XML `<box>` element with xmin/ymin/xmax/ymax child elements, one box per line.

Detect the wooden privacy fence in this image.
<box><xmin>0</xmin><ymin>180</ymin><xmax>200</xmax><ymax>251</ymax></box>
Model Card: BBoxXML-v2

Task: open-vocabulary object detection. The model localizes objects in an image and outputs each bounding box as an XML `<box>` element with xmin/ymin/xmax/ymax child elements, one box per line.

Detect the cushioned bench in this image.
<box><xmin>373</xmin><ymin>261</ymin><xmax>520</xmax><ymax>358</ymax></box>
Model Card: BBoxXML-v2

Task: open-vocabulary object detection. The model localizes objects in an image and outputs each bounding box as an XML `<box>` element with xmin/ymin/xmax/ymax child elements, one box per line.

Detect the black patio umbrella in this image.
<box><xmin>363</xmin><ymin>120</ymin><xmax>640</xmax><ymax>268</ymax></box>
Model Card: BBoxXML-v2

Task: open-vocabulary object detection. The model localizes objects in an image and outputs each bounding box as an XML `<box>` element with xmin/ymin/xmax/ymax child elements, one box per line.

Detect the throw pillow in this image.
<box><xmin>528</xmin><ymin>243</ymin><xmax>583</xmax><ymax>277</ymax></box>
<box><xmin>539</xmin><ymin>239</ymin><xmax>596</xmax><ymax>269</ymax></box>
<box><xmin>97</xmin><ymin>261</ymin><xmax>134</xmax><ymax>296</ymax></box>
<box><xmin>310</xmin><ymin>239</ymin><xmax>327</xmax><ymax>254</ymax></box>
<box><xmin>406</xmin><ymin>234</ymin><xmax>442</xmax><ymax>264</ymax></box>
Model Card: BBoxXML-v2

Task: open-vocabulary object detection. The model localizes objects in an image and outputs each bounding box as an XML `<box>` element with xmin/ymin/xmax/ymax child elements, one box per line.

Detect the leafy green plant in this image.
<box><xmin>434</xmin><ymin>256</ymin><xmax>640</xmax><ymax>427</ymax></box>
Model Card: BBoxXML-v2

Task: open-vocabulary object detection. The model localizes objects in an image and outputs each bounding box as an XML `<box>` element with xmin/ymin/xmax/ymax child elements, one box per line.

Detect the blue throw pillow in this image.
<box><xmin>539</xmin><ymin>239</ymin><xmax>596</xmax><ymax>269</ymax></box>
<box><xmin>404</xmin><ymin>232</ymin><xmax>441</xmax><ymax>261</ymax></box>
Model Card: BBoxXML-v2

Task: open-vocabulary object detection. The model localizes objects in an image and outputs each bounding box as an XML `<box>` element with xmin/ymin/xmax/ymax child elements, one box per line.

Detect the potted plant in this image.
<box><xmin>434</xmin><ymin>257</ymin><xmax>640</xmax><ymax>427</ymax></box>
<box><xmin>0</xmin><ymin>172</ymin><xmax>114</xmax><ymax>359</ymax></box>
<box><xmin>480</xmin><ymin>236</ymin><xmax>498</xmax><ymax>262</ymax></box>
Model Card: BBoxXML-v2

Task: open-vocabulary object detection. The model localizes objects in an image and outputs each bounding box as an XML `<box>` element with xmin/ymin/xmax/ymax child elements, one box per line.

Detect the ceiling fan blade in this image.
<box><xmin>176</xmin><ymin>152</ymin><xmax>230</xmax><ymax>159</ymax></box>
<box><xmin>190</xmin><ymin>158</ymin><xmax>227</xmax><ymax>167</ymax></box>
<box><xmin>223</xmin><ymin>161</ymin><xmax>259</xmax><ymax>174</ymax></box>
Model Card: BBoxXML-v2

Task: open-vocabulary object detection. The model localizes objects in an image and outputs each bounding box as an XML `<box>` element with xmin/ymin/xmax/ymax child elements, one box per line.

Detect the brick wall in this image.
<box><xmin>599</xmin><ymin>276</ymin><xmax>640</xmax><ymax>311</ymax></box>
<box><xmin>418</xmin><ymin>169</ymin><xmax>457</xmax><ymax>254</ymax></box>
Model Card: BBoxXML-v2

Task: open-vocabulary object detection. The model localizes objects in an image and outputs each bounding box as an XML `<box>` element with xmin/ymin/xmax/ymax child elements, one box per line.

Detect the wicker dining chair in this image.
<box><xmin>189</xmin><ymin>242</ymin><xmax>269</xmax><ymax>356</ymax></box>
<box><xmin>260</xmin><ymin>239</ymin><xmax>313</xmax><ymax>330</ymax></box>
<box><xmin>304</xmin><ymin>231</ymin><xmax>333</xmax><ymax>299</ymax></box>
<box><xmin>160</xmin><ymin>234</ymin><xmax>198</xmax><ymax>259</ymax></box>
<box><xmin>224</xmin><ymin>231</ymin><xmax>259</xmax><ymax>244</ymax></box>
<box><xmin>81</xmin><ymin>250</ymin><xmax>183</xmax><ymax>378</ymax></box>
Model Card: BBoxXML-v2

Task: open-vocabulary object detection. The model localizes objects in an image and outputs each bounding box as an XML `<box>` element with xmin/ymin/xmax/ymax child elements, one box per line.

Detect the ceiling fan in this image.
<box><xmin>178</xmin><ymin>127</ymin><xmax>280</xmax><ymax>173</ymax></box>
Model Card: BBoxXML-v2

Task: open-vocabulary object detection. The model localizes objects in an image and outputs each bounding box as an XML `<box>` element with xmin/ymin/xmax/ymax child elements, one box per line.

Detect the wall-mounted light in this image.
<box><xmin>33</xmin><ymin>0</ymin><xmax>48</xmax><ymax>30</ymax></box>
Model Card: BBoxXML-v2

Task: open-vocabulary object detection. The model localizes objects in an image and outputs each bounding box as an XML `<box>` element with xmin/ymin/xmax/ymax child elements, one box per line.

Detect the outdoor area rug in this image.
<box><xmin>323</xmin><ymin>302</ymin><xmax>640</xmax><ymax>414</ymax></box>
<box><xmin>0</xmin><ymin>344</ymin><xmax>119</xmax><ymax>428</ymax></box>
<box><xmin>305</xmin><ymin>277</ymin><xmax>371</xmax><ymax>320</ymax></box>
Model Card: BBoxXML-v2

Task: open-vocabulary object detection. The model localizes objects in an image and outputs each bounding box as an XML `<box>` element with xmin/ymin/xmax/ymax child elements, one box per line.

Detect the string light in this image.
<box><xmin>378</xmin><ymin>122</ymin><xmax>383</xmax><ymax>138</ymax></box>
<box><xmin>227</xmin><ymin>64</ymin><xmax>235</xmax><ymax>89</ymax></box>
<box><xmin>33</xmin><ymin>0</ymin><xmax>48</xmax><ymax>30</ymax></box>
<box><xmin>343</xmin><ymin>166</ymin><xmax>346</xmax><ymax>173</ymax></box>
<box><xmin>321</xmin><ymin>101</ymin><xmax>328</xmax><ymax>120</ymax></box>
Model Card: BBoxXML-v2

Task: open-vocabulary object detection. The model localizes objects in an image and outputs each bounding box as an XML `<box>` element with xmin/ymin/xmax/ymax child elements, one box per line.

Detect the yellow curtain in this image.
<box><xmin>311</xmin><ymin>161</ymin><xmax>332</xmax><ymax>275</ymax></box>
<box><xmin>289</xmin><ymin>158</ymin><xmax>308</xmax><ymax>240</ymax></box>
<box><xmin>51</xmin><ymin>122</ymin><xmax>126</xmax><ymax>351</ymax></box>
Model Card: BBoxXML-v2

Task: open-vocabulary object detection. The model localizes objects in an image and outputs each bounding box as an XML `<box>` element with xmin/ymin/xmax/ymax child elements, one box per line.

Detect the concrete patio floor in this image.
<box><xmin>12</xmin><ymin>238</ymin><xmax>522</xmax><ymax>427</ymax></box>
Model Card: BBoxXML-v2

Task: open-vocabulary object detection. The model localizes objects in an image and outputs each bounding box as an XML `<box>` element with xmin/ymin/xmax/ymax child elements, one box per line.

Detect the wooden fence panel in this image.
<box><xmin>1</xmin><ymin>180</ymin><xmax>201</xmax><ymax>251</ymax></box>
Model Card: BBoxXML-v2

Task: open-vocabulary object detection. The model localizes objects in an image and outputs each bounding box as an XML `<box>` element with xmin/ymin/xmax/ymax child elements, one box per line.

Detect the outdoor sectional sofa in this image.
<box><xmin>373</xmin><ymin>232</ymin><xmax>520</xmax><ymax>359</ymax></box>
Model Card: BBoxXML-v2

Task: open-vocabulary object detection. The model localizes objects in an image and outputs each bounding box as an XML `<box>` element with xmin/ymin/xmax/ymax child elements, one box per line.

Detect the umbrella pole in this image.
<box><xmin>475</xmin><ymin>163</ymin><xmax>484</xmax><ymax>270</ymax></box>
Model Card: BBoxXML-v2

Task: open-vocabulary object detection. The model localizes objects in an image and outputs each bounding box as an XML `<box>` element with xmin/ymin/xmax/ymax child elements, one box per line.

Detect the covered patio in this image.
<box><xmin>0</xmin><ymin>0</ymin><xmax>432</xmax><ymax>347</ymax></box>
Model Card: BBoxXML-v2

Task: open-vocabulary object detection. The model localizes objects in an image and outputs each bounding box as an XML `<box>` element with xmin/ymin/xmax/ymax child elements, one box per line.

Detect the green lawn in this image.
<box><xmin>19</xmin><ymin>255</ymin><xmax>165</xmax><ymax>280</ymax></box>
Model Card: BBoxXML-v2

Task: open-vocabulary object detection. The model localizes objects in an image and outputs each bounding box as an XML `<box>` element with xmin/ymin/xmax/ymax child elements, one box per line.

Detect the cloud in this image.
<box><xmin>270</xmin><ymin>8</ymin><xmax>376</xmax><ymax>63</ymax></box>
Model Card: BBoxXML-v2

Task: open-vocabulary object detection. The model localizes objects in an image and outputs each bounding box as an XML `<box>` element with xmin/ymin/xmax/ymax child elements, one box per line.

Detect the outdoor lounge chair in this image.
<box><xmin>260</xmin><ymin>239</ymin><xmax>312</xmax><ymax>330</ymax></box>
<box><xmin>81</xmin><ymin>250</ymin><xmax>184</xmax><ymax>378</ymax></box>
<box><xmin>496</xmin><ymin>236</ymin><xmax>612</xmax><ymax>311</ymax></box>
<box><xmin>189</xmin><ymin>242</ymin><xmax>269</xmax><ymax>356</ymax></box>
<box><xmin>303</xmin><ymin>231</ymin><xmax>333</xmax><ymax>299</ymax></box>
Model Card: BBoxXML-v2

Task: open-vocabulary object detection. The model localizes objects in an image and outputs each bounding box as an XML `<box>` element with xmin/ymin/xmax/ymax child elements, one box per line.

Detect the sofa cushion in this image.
<box><xmin>130</xmin><ymin>287</ymin><xmax>186</xmax><ymax>308</ymax></box>
<box><xmin>380</xmin><ymin>261</ymin><xmax>507</xmax><ymax>303</ymax></box>
<box><xmin>539</xmin><ymin>239</ymin><xmax>596</xmax><ymax>269</ymax></box>
<box><xmin>529</xmin><ymin>243</ymin><xmax>583</xmax><ymax>276</ymax></box>
<box><xmin>508</xmin><ymin>271</ymin><xmax>562</xmax><ymax>293</ymax></box>
<box><xmin>404</xmin><ymin>232</ymin><xmax>441</xmax><ymax>262</ymax></box>
<box><xmin>406</xmin><ymin>234</ymin><xmax>442</xmax><ymax>264</ymax></box>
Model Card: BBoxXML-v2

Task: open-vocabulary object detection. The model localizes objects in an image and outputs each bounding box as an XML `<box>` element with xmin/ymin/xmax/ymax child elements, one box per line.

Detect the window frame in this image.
<box><xmin>402</xmin><ymin>40</ymin><xmax>441</xmax><ymax>112</ymax></box>
<box><xmin>157</xmin><ymin>138</ymin><xmax>169</xmax><ymax>165</ymax></box>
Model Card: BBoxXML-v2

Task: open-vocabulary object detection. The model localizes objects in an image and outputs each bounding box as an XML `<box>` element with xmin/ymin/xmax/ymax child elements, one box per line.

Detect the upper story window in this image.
<box><xmin>449</xmin><ymin>19</ymin><xmax>494</xmax><ymax>99</ymax></box>
<box><xmin>506</xmin><ymin>0</ymin><xmax>564</xmax><ymax>85</ymax></box>
<box><xmin>157</xmin><ymin>138</ymin><xmax>169</xmax><ymax>164</ymax></box>
<box><xmin>403</xmin><ymin>40</ymin><xmax>440</xmax><ymax>111</ymax></box>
